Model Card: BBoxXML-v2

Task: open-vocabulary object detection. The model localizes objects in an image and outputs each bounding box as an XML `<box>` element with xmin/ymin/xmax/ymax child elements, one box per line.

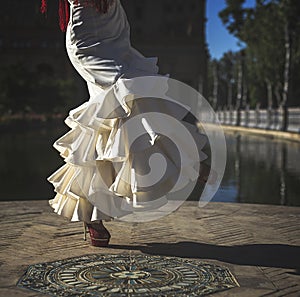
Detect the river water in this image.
<box><xmin>1</xmin><ymin>124</ymin><xmax>299</xmax><ymax>206</ymax></box>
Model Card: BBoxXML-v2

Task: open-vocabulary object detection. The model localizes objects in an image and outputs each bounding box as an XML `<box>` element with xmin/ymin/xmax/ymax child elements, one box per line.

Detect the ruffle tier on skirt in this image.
<box><xmin>48</xmin><ymin>77</ymin><xmax>209</xmax><ymax>222</ymax></box>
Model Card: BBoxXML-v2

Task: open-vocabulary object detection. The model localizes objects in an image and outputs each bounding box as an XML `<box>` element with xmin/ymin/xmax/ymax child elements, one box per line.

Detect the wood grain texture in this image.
<box><xmin>0</xmin><ymin>200</ymin><xmax>299</xmax><ymax>296</ymax></box>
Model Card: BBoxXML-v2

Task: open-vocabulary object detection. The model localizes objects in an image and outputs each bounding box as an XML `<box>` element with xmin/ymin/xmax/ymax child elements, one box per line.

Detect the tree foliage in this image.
<box><xmin>215</xmin><ymin>0</ymin><xmax>300</xmax><ymax>108</ymax></box>
<box><xmin>0</xmin><ymin>62</ymin><xmax>79</xmax><ymax>117</ymax></box>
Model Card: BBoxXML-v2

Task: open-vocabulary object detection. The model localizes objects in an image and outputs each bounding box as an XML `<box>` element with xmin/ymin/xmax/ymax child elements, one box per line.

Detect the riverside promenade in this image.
<box><xmin>0</xmin><ymin>200</ymin><xmax>299</xmax><ymax>296</ymax></box>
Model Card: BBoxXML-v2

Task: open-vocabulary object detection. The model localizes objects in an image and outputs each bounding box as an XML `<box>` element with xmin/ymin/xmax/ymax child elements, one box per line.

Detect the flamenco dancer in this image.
<box><xmin>42</xmin><ymin>0</ymin><xmax>212</xmax><ymax>247</ymax></box>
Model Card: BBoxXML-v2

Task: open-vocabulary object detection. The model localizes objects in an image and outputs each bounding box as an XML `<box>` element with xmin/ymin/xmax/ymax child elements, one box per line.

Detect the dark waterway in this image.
<box><xmin>0</xmin><ymin>123</ymin><xmax>299</xmax><ymax>206</ymax></box>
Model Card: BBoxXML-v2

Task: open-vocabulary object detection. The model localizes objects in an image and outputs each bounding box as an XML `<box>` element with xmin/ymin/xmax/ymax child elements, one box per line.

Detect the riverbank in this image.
<box><xmin>2</xmin><ymin>113</ymin><xmax>299</xmax><ymax>143</ymax></box>
<box><xmin>0</xmin><ymin>114</ymin><xmax>66</xmax><ymax>133</ymax></box>
<box><xmin>220</xmin><ymin>124</ymin><xmax>300</xmax><ymax>143</ymax></box>
<box><xmin>1</xmin><ymin>200</ymin><xmax>299</xmax><ymax>296</ymax></box>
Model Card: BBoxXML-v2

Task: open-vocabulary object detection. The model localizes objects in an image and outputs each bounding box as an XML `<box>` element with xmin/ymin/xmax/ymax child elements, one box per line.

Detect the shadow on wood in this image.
<box><xmin>109</xmin><ymin>242</ymin><xmax>300</xmax><ymax>271</ymax></box>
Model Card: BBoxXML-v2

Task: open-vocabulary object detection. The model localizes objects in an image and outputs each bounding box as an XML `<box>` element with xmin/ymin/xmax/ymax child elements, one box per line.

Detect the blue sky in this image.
<box><xmin>206</xmin><ymin>0</ymin><xmax>255</xmax><ymax>59</ymax></box>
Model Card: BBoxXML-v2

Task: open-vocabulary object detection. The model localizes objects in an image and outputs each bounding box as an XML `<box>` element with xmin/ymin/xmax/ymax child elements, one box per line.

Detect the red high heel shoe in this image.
<box><xmin>83</xmin><ymin>221</ymin><xmax>111</xmax><ymax>247</ymax></box>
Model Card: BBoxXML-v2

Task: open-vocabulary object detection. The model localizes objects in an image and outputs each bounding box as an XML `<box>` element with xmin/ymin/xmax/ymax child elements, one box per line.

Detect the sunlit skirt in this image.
<box><xmin>47</xmin><ymin>1</ymin><xmax>208</xmax><ymax>223</ymax></box>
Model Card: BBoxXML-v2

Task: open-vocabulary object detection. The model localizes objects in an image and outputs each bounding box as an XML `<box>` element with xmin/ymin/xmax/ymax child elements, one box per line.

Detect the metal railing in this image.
<box><xmin>215</xmin><ymin>107</ymin><xmax>300</xmax><ymax>133</ymax></box>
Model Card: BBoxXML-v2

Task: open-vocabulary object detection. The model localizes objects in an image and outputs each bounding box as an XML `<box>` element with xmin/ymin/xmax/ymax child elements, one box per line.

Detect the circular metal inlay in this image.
<box><xmin>109</xmin><ymin>270</ymin><xmax>151</xmax><ymax>279</ymax></box>
<box><xmin>18</xmin><ymin>254</ymin><xmax>239</xmax><ymax>296</ymax></box>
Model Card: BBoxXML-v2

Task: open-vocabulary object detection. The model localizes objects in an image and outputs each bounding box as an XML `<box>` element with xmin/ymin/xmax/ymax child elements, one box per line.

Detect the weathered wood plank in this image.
<box><xmin>0</xmin><ymin>200</ymin><xmax>299</xmax><ymax>296</ymax></box>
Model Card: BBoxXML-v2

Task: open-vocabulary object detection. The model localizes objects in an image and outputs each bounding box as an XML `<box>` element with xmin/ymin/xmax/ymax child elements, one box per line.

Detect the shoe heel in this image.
<box><xmin>86</xmin><ymin>223</ymin><xmax>111</xmax><ymax>247</ymax></box>
<box><xmin>90</xmin><ymin>237</ymin><xmax>110</xmax><ymax>247</ymax></box>
<box><xmin>83</xmin><ymin>222</ymin><xmax>89</xmax><ymax>241</ymax></box>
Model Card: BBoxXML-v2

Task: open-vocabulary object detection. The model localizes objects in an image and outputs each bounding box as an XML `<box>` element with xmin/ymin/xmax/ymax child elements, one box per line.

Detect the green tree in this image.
<box><xmin>0</xmin><ymin>62</ymin><xmax>79</xmax><ymax>117</ymax></box>
<box><xmin>219</xmin><ymin>0</ymin><xmax>300</xmax><ymax>113</ymax></box>
<box><xmin>0</xmin><ymin>64</ymin><xmax>35</xmax><ymax>114</ymax></box>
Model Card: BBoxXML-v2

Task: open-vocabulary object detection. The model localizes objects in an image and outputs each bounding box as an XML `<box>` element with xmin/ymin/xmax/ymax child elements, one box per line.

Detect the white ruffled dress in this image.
<box><xmin>47</xmin><ymin>0</ymin><xmax>208</xmax><ymax>222</ymax></box>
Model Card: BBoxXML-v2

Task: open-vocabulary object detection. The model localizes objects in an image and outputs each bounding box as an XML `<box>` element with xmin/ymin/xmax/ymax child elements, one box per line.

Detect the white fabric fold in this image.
<box><xmin>48</xmin><ymin>0</ymin><xmax>209</xmax><ymax>222</ymax></box>
<box><xmin>48</xmin><ymin>77</ymin><xmax>208</xmax><ymax>222</ymax></box>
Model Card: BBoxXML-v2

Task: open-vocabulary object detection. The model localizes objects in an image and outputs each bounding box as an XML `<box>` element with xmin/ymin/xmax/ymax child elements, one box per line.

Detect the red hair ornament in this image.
<box><xmin>40</xmin><ymin>0</ymin><xmax>113</xmax><ymax>32</ymax></box>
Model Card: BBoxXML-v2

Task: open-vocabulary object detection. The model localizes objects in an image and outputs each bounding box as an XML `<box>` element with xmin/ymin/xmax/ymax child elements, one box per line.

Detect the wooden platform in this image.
<box><xmin>0</xmin><ymin>200</ymin><xmax>299</xmax><ymax>296</ymax></box>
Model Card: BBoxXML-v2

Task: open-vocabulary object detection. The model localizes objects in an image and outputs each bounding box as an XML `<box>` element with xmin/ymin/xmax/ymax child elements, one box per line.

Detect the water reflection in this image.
<box><xmin>212</xmin><ymin>131</ymin><xmax>300</xmax><ymax>206</ymax></box>
<box><xmin>0</xmin><ymin>124</ymin><xmax>68</xmax><ymax>201</ymax></box>
<box><xmin>0</xmin><ymin>124</ymin><xmax>299</xmax><ymax>206</ymax></box>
